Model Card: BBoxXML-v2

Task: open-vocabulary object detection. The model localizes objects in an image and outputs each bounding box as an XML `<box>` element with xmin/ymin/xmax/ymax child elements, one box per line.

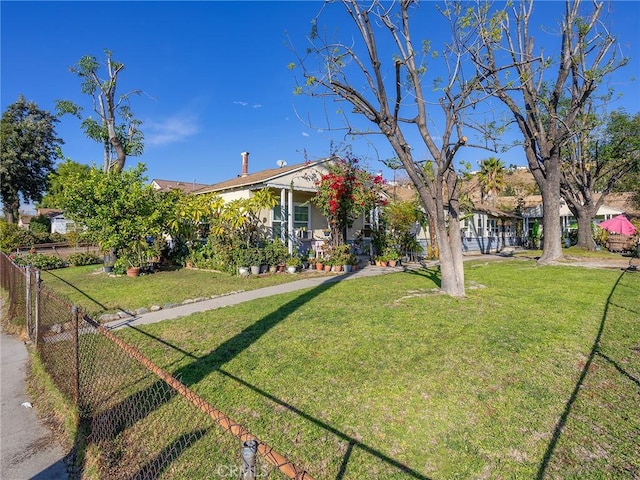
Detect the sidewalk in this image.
<box><xmin>0</xmin><ymin>333</ymin><xmax>68</xmax><ymax>480</ymax></box>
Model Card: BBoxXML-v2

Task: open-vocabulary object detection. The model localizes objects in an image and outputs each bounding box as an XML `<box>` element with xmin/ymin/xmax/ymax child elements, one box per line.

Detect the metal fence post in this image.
<box><xmin>241</xmin><ymin>439</ymin><xmax>258</xmax><ymax>480</ymax></box>
<box><xmin>71</xmin><ymin>305</ymin><xmax>80</xmax><ymax>405</ymax></box>
<box><xmin>34</xmin><ymin>270</ymin><xmax>40</xmax><ymax>347</ymax></box>
<box><xmin>25</xmin><ymin>265</ymin><xmax>31</xmax><ymax>339</ymax></box>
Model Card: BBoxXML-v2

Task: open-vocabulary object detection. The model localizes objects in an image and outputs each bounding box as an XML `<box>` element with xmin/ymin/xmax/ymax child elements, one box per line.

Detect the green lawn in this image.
<box><xmin>101</xmin><ymin>259</ymin><xmax>639</xmax><ymax>479</ymax></box>
<box><xmin>39</xmin><ymin>265</ymin><xmax>325</xmax><ymax>317</ymax></box>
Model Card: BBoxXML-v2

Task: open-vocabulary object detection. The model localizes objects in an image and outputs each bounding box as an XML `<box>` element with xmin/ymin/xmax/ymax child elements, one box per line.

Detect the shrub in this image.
<box><xmin>12</xmin><ymin>253</ymin><xmax>67</xmax><ymax>270</ymax></box>
<box><xmin>67</xmin><ymin>252</ymin><xmax>102</xmax><ymax>266</ymax></box>
<box><xmin>29</xmin><ymin>215</ymin><xmax>51</xmax><ymax>234</ymax></box>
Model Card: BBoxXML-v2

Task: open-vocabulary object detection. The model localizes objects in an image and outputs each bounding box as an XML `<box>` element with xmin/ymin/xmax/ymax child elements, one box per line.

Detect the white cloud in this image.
<box><xmin>301</xmin><ymin>132</ymin><xmax>310</xmax><ymax>137</ymax></box>
<box><xmin>253</xmin><ymin>104</ymin><xmax>262</xmax><ymax>109</ymax></box>
<box><xmin>145</xmin><ymin>114</ymin><xmax>200</xmax><ymax>147</ymax></box>
<box><xmin>233</xmin><ymin>101</ymin><xmax>248</xmax><ymax>107</ymax></box>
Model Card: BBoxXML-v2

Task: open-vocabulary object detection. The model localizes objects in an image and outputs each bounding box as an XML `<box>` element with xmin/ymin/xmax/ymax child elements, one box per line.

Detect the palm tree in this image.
<box><xmin>477</xmin><ymin>157</ymin><xmax>506</xmax><ymax>207</ymax></box>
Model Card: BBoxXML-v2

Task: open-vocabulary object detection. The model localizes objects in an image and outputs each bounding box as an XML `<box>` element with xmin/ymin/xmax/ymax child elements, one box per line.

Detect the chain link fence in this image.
<box><xmin>1</xmin><ymin>252</ymin><xmax>314</xmax><ymax>479</ymax></box>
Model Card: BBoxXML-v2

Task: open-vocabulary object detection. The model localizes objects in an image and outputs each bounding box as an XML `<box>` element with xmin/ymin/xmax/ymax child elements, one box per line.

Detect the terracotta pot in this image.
<box><xmin>316</xmin><ymin>263</ymin><xmax>324</xmax><ymax>270</ymax></box>
<box><xmin>324</xmin><ymin>264</ymin><xmax>332</xmax><ymax>272</ymax></box>
<box><xmin>126</xmin><ymin>267</ymin><xmax>140</xmax><ymax>277</ymax></box>
<box><xmin>388</xmin><ymin>260</ymin><xmax>397</xmax><ymax>267</ymax></box>
<box><xmin>379</xmin><ymin>261</ymin><xmax>388</xmax><ymax>267</ymax></box>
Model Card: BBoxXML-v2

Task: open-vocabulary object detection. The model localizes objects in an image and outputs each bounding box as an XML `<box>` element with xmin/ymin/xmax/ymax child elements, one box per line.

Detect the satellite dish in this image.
<box><xmin>276</xmin><ymin>159</ymin><xmax>287</xmax><ymax>168</ymax></box>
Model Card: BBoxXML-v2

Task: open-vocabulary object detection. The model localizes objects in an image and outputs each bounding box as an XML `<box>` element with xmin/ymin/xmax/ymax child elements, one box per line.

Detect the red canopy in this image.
<box><xmin>598</xmin><ymin>215</ymin><xmax>637</xmax><ymax>235</ymax></box>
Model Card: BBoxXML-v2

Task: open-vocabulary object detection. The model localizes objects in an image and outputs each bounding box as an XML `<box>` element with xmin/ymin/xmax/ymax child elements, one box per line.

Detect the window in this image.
<box><xmin>362</xmin><ymin>211</ymin><xmax>373</xmax><ymax>238</ymax></box>
<box><xmin>272</xmin><ymin>204</ymin><xmax>309</xmax><ymax>239</ymax></box>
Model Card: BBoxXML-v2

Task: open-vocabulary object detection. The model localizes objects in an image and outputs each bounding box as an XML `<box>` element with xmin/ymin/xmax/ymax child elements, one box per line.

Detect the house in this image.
<box><xmin>192</xmin><ymin>152</ymin><xmax>381</xmax><ymax>256</ymax></box>
<box><xmin>185</xmin><ymin>156</ymin><xmax>637</xmax><ymax>257</ymax></box>
<box><xmin>50</xmin><ymin>213</ymin><xmax>77</xmax><ymax>234</ymax></box>
<box><xmin>385</xmin><ymin>182</ymin><xmax>521</xmax><ymax>255</ymax></box>
<box><xmin>17</xmin><ymin>215</ymin><xmax>32</xmax><ymax>230</ymax></box>
<box><xmin>521</xmin><ymin>195</ymin><xmax>626</xmax><ymax>237</ymax></box>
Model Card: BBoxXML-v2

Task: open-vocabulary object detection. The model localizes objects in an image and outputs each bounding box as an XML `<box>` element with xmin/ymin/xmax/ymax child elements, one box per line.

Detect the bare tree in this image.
<box><xmin>57</xmin><ymin>50</ymin><xmax>143</xmax><ymax>172</ymax></box>
<box><xmin>461</xmin><ymin>0</ymin><xmax>628</xmax><ymax>262</ymax></box>
<box><xmin>291</xmin><ymin>0</ymin><xmax>496</xmax><ymax>297</ymax></box>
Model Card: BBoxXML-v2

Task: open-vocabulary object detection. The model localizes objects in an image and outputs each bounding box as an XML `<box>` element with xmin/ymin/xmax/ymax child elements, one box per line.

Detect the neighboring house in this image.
<box><xmin>460</xmin><ymin>205</ymin><xmax>520</xmax><ymax>254</ymax></box>
<box><xmin>151</xmin><ymin>179</ymin><xmax>209</xmax><ymax>194</ymax></box>
<box><xmin>521</xmin><ymin>196</ymin><xmax>625</xmax><ymax>237</ymax></box>
<box><xmin>386</xmin><ymin>182</ymin><xmax>520</xmax><ymax>255</ymax></box>
<box><xmin>50</xmin><ymin>213</ymin><xmax>77</xmax><ymax>235</ymax></box>
<box><xmin>17</xmin><ymin>215</ymin><xmax>32</xmax><ymax>230</ymax></box>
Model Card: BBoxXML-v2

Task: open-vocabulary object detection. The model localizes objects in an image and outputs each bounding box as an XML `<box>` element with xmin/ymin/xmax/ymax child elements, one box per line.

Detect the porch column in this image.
<box><xmin>288</xmin><ymin>187</ymin><xmax>294</xmax><ymax>255</ymax></box>
<box><xmin>280</xmin><ymin>189</ymin><xmax>286</xmax><ymax>243</ymax></box>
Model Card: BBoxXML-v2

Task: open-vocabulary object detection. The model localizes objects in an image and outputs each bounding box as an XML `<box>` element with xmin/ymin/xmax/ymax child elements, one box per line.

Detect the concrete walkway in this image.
<box><xmin>0</xmin><ymin>333</ymin><xmax>68</xmax><ymax>480</ymax></box>
<box><xmin>105</xmin><ymin>261</ymin><xmax>420</xmax><ymax>330</ymax></box>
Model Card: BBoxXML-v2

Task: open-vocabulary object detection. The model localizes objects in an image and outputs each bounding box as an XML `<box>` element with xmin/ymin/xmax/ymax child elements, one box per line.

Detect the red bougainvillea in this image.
<box><xmin>311</xmin><ymin>156</ymin><xmax>385</xmax><ymax>246</ymax></box>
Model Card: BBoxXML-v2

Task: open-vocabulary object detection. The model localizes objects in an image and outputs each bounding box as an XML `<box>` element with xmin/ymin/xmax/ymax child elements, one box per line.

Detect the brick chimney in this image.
<box><xmin>241</xmin><ymin>151</ymin><xmax>249</xmax><ymax>177</ymax></box>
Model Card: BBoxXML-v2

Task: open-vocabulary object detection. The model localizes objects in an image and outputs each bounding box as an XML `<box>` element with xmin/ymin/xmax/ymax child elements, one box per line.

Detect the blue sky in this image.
<box><xmin>2</xmin><ymin>1</ymin><xmax>639</xmax><ymax>196</ymax></box>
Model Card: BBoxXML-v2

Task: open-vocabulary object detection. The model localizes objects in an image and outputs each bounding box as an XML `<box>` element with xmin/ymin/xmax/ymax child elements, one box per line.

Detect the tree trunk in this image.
<box><xmin>537</xmin><ymin>168</ymin><xmax>563</xmax><ymax>264</ymax></box>
<box><xmin>415</xmin><ymin>185</ymin><xmax>465</xmax><ymax>297</ymax></box>
<box><xmin>573</xmin><ymin>207</ymin><xmax>597</xmax><ymax>250</ymax></box>
<box><xmin>4</xmin><ymin>207</ymin><xmax>15</xmax><ymax>224</ymax></box>
<box><xmin>437</xmin><ymin>220</ymin><xmax>465</xmax><ymax>297</ymax></box>
<box><xmin>3</xmin><ymin>200</ymin><xmax>19</xmax><ymax>224</ymax></box>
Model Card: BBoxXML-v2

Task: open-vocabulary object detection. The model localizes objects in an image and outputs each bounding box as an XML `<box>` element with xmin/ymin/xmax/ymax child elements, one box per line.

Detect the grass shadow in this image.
<box><xmin>535</xmin><ymin>269</ymin><xmax>631</xmax><ymax>479</ymax></box>
<box><xmin>67</xmin><ymin>278</ymin><xmax>341</xmax><ymax>478</ymax></box>
<box><xmin>406</xmin><ymin>265</ymin><xmax>442</xmax><ymax>288</ymax></box>
<box><xmin>41</xmin><ymin>269</ymin><xmax>109</xmax><ymax>311</ymax></box>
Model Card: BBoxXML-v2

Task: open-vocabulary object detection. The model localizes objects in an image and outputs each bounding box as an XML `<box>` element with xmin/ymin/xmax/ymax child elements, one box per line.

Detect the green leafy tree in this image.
<box><xmin>39</xmin><ymin>156</ymin><xmax>91</xmax><ymax>209</ymax></box>
<box><xmin>383</xmin><ymin>198</ymin><xmax>425</xmax><ymax>258</ymax></box>
<box><xmin>561</xmin><ymin>109</ymin><xmax>640</xmax><ymax>249</ymax></box>
<box><xmin>1</xmin><ymin>95</ymin><xmax>63</xmax><ymax>223</ymax></box>
<box><xmin>59</xmin><ymin>164</ymin><xmax>167</xmax><ymax>267</ymax></box>
<box><xmin>56</xmin><ymin>50</ymin><xmax>143</xmax><ymax>172</ymax></box>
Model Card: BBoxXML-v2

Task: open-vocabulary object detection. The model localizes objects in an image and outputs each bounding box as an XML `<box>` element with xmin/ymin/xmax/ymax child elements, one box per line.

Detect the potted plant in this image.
<box><xmin>376</xmin><ymin>255</ymin><xmax>388</xmax><ymax>267</ymax></box>
<box><xmin>249</xmin><ymin>247</ymin><xmax>263</xmax><ymax>275</ymax></box>
<box><xmin>343</xmin><ymin>253</ymin><xmax>357</xmax><ymax>273</ymax></box>
<box><xmin>234</xmin><ymin>248</ymin><xmax>250</xmax><ymax>276</ymax></box>
<box><xmin>323</xmin><ymin>255</ymin><xmax>333</xmax><ymax>272</ymax></box>
<box><xmin>119</xmin><ymin>238</ymin><xmax>157</xmax><ymax>277</ymax></box>
<box><xmin>103</xmin><ymin>250</ymin><xmax>115</xmax><ymax>273</ymax></box>
<box><xmin>385</xmin><ymin>248</ymin><xmax>400</xmax><ymax>267</ymax></box>
<box><xmin>264</xmin><ymin>239</ymin><xmax>288</xmax><ymax>272</ymax></box>
<box><xmin>286</xmin><ymin>255</ymin><xmax>301</xmax><ymax>273</ymax></box>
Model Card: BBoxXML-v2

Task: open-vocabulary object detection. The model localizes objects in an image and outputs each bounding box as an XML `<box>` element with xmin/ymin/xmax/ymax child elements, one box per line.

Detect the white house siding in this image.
<box><xmin>51</xmin><ymin>215</ymin><xmax>76</xmax><ymax>235</ymax></box>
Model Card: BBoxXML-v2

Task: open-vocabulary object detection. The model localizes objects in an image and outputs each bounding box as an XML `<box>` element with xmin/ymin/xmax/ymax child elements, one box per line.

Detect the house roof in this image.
<box><xmin>152</xmin><ymin>179</ymin><xmax>209</xmax><ymax>194</ymax></box>
<box><xmin>193</xmin><ymin>157</ymin><xmax>335</xmax><ymax>195</ymax></box>
<box><xmin>35</xmin><ymin>208</ymin><xmax>64</xmax><ymax>219</ymax></box>
<box><xmin>473</xmin><ymin>204</ymin><xmax>520</xmax><ymax>219</ymax></box>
